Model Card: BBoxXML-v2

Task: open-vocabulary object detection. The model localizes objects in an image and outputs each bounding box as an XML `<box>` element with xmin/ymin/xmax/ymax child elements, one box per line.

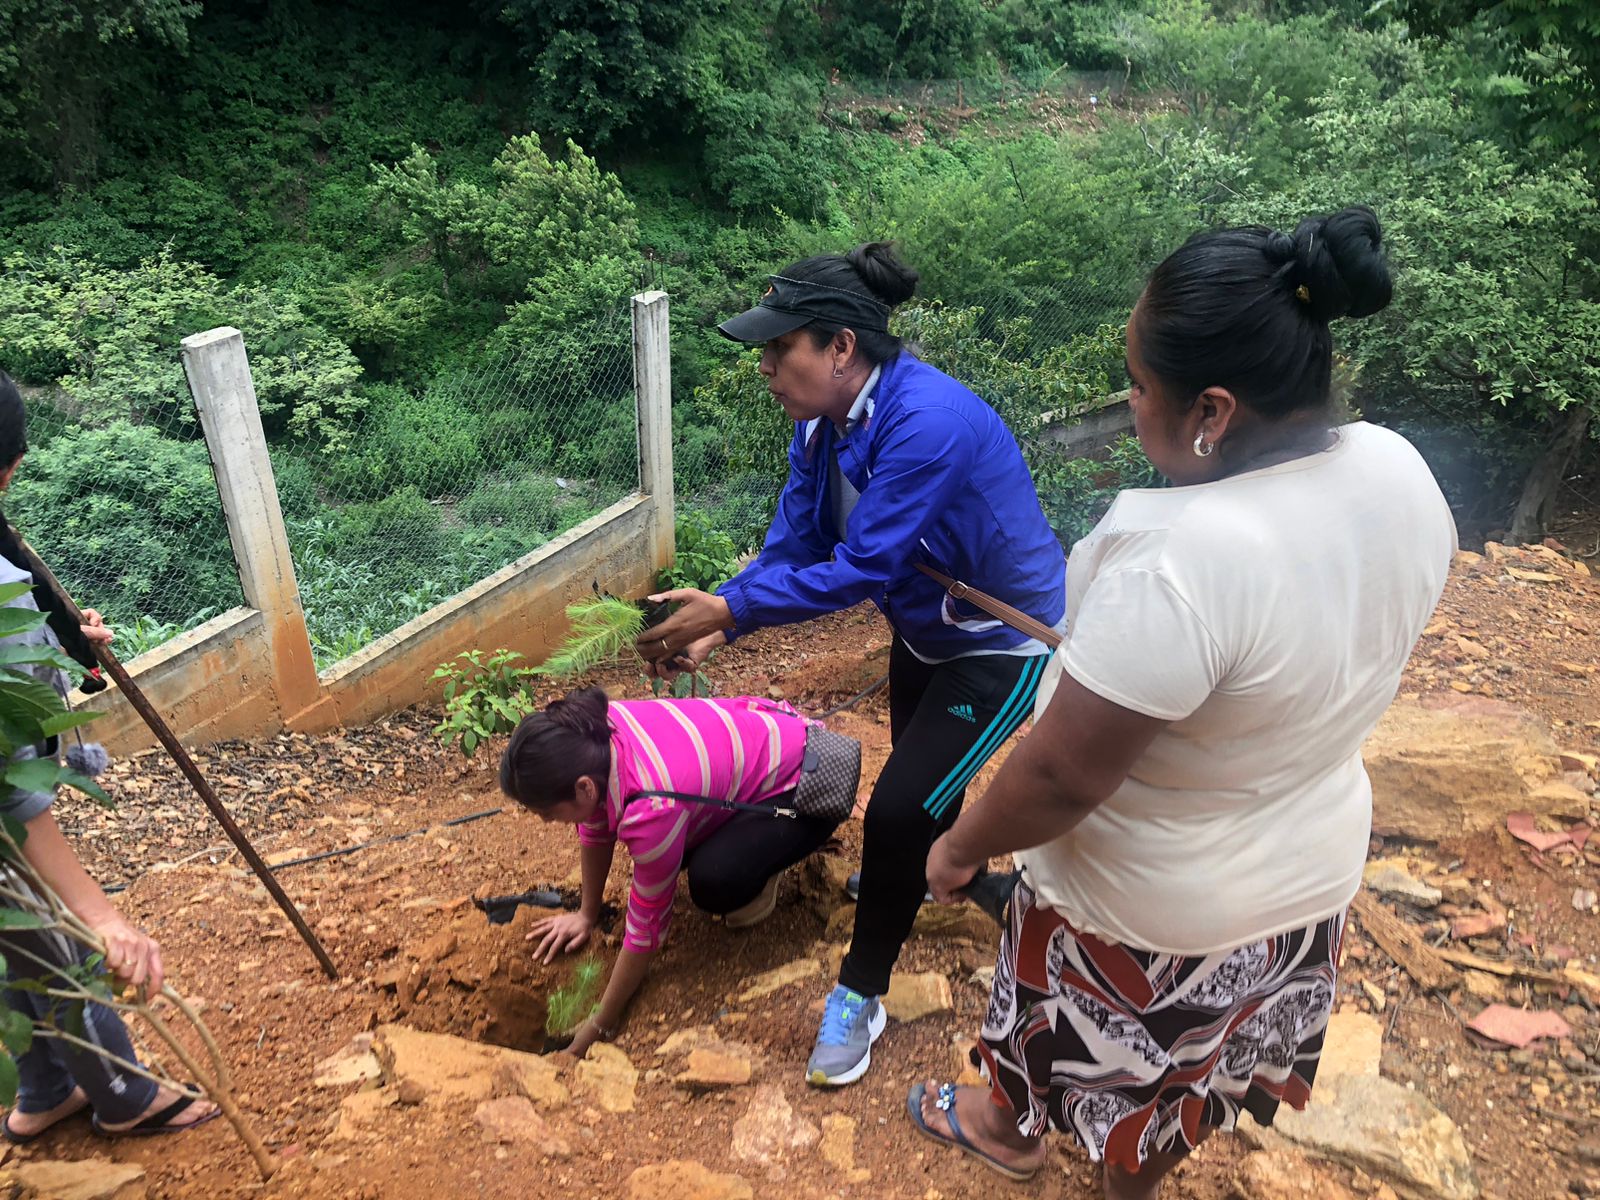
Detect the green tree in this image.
<box><xmin>0</xmin><ymin>0</ymin><xmax>198</xmax><ymax>187</ymax></box>
<box><xmin>1223</xmin><ymin>30</ymin><xmax>1600</xmax><ymax>542</ymax></box>
<box><xmin>0</xmin><ymin>250</ymin><xmax>366</xmax><ymax>447</ymax></box>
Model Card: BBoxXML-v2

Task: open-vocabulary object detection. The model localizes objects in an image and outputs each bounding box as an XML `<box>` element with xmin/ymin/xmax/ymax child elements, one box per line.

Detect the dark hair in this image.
<box><xmin>787</xmin><ymin>241</ymin><xmax>920</xmax><ymax>364</ymax></box>
<box><xmin>499</xmin><ymin>687</ymin><xmax>612</xmax><ymax>811</ymax></box>
<box><xmin>0</xmin><ymin>373</ymin><xmax>27</xmax><ymax>468</ymax></box>
<box><xmin>1135</xmin><ymin>206</ymin><xmax>1392</xmax><ymax>419</ymax></box>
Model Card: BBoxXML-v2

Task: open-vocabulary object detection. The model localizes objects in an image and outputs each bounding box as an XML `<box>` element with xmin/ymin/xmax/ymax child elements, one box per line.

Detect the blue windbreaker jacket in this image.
<box><xmin>717</xmin><ymin>352</ymin><xmax>1067</xmax><ymax>660</ymax></box>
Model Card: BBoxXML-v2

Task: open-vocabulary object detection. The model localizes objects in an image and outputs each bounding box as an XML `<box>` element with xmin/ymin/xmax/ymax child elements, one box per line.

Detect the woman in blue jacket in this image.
<box><xmin>639</xmin><ymin>243</ymin><xmax>1065</xmax><ymax>1087</ymax></box>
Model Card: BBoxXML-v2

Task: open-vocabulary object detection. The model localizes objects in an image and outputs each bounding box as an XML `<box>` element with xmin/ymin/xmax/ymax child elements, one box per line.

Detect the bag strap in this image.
<box><xmin>914</xmin><ymin>563</ymin><xmax>1063</xmax><ymax>650</ymax></box>
<box><xmin>624</xmin><ymin>789</ymin><xmax>799</xmax><ymax>820</ymax></box>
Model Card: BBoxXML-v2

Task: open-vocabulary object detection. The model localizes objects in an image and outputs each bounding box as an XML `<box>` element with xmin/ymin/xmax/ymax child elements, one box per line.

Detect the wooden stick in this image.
<box><xmin>1350</xmin><ymin>890</ymin><xmax>1454</xmax><ymax>993</ymax></box>
<box><xmin>1435</xmin><ymin>946</ymin><xmax>1600</xmax><ymax>999</ymax></box>
<box><xmin>17</xmin><ymin>538</ymin><xmax>338</xmax><ymax>980</ymax></box>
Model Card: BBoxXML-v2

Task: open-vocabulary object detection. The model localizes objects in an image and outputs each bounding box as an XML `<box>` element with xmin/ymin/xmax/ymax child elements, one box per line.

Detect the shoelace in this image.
<box><xmin>818</xmin><ymin>988</ymin><xmax>867</xmax><ymax>1045</ymax></box>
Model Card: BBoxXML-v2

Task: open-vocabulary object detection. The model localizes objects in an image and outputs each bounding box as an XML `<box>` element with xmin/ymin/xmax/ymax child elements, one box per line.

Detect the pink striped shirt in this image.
<box><xmin>578</xmin><ymin>697</ymin><xmax>813</xmax><ymax>953</ymax></box>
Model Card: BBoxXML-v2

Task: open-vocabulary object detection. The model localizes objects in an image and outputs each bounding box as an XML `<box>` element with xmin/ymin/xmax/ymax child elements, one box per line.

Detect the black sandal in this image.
<box><xmin>92</xmin><ymin>1095</ymin><xmax>220</xmax><ymax>1139</ymax></box>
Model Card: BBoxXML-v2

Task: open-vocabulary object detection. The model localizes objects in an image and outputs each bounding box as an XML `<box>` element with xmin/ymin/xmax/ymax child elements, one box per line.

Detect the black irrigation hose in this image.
<box><xmin>100</xmin><ymin>675</ymin><xmax>892</xmax><ymax>896</ymax></box>
<box><xmin>817</xmin><ymin>672</ymin><xmax>889</xmax><ymax>720</ymax></box>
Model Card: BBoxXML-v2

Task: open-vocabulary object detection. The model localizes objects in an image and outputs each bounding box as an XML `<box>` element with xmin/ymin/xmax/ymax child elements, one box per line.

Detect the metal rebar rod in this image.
<box><xmin>16</xmin><ymin>538</ymin><xmax>338</xmax><ymax>979</ymax></box>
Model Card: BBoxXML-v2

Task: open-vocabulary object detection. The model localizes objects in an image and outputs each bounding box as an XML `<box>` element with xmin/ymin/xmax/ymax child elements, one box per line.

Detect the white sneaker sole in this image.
<box><xmin>724</xmin><ymin>873</ymin><xmax>781</xmax><ymax>929</ymax></box>
<box><xmin>805</xmin><ymin>1002</ymin><xmax>888</xmax><ymax>1088</ymax></box>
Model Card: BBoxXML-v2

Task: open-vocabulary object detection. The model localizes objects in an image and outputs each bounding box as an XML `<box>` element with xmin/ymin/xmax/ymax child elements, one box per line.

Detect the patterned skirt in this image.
<box><xmin>974</xmin><ymin>879</ymin><xmax>1345</xmax><ymax>1172</ymax></box>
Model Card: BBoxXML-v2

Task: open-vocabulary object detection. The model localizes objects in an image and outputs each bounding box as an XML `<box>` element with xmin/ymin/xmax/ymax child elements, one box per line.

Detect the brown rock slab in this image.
<box><xmin>575</xmin><ymin>1042</ymin><xmax>638</xmax><ymax>1113</ymax></box>
<box><xmin>1364</xmin><ymin>696</ymin><xmax>1565</xmax><ymax>841</ymax></box>
<box><xmin>490</xmin><ymin>1057</ymin><xmax>571</xmax><ymax>1109</ymax></box>
<box><xmin>473</xmin><ymin>1096</ymin><xmax>572</xmax><ymax>1156</ymax></box>
<box><xmin>1318</xmin><ymin>1012</ymin><xmax>1383</xmax><ymax>1083</ymax></box>
<box><xmin>1266</xmin><ymin>1072</ymin><xmax>1479</xmax><ymax>1200</ymax></box>
<box><xmin>627</xmin><ymin>1161</ymin><xmax>753</xmax><ymax>1200</ymax></box>
<box><xmin>820</xmin><ymin>1114</ymin><xmax>872</xmax><ymax>1183</ymax></box>
<box><xmin>735</xmin><ymin>957</ymin><xmax>819</xmax><ymax>1002</ymax></box>
<box><xmin>2</xmin><ymin>1159</ymin><xmax>147</xmax><ymax>1200</ymax></box>
<box><xmin>374</xmin><ymin>1023</ymin><xmax>567</xmax><ymax>1108</ymax></box>
<box><xmin>331</xmin><ymin>1088</ymin><xmax>398</xmax><ymax>1142</ymax></box>
<box><xmin>312</xmin><ymin>1033</ymin><xmax>382</xmax><ymax>1088</ymax></box>
<box><xmin>1233</xmin><ymin>1150</ymin><xmax>1361</xmax><ymax>1200</ymax></box>
<box><xmin>731</xmin><ymin>1084</ymin><xmax>819</xmax><ymax>1166</ymax></box>
<box><xmin>882</xmin><ymin>971</ymin><xmax>953</xmax><ymax>1021</ymax></box>
<box><xmin>675</xmin><ymin>1048</ymin><xmax>753</xmax><ymax>1091</ymax></box>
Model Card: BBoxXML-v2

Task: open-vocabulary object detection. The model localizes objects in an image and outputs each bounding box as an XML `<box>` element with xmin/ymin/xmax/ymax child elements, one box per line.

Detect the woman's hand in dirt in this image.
<box><xmin>78</xmin><ymin>609</ymin><xmax>113</xmax><ymax>645</ymax></box>
<box><xmin>925</xmin><ymin>832</ymin><xmax>982</xmax><ymax>906</ymax></box>
<box><xmin>564</xmin><ymin>1020</ymin><xmax>601</xmax><ymax>1061</ymax></box>
<box><xmin>636</xmin><ymin>590</ymin><xmax>732</xmax><ymax>665</ymax></box>
<box><xmin>89</xmin><ymin>913</ymin><xmax>163</xmax><ymax>997</ymax></box>
<box><xmin>528</xmin><ymin>911</ymin><xmax>596</xmax><ymax>965</ymax></box>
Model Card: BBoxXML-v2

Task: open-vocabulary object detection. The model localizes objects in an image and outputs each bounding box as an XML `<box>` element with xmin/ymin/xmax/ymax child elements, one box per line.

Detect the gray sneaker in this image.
<box><xmin>805</xmin><ymin>985</ymin><xmax>887</xmax><ymax>1087</ymax></box>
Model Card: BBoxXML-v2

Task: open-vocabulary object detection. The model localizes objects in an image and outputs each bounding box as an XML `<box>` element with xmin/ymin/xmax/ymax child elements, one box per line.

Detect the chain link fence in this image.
<box><xmin>270</xmin><ymin>308</ymin><xmax>639</xmax><ymax>667</ymax></box>
<box><xmin>7</xmin><ymin>381</ymin><xmax>244</xmax><ymax>658</ymax></box>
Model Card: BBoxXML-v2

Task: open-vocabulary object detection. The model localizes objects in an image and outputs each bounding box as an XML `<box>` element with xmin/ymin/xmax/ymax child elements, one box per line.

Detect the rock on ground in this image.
<box><xmin>1233</xmin><ymin>1150</ymin><xmax>1361</xmax><ymax>1200</ymax></box>
<box><xmin>0</xmin><ymin>1160</ymin><xmax>146</xmax><ymax>1200</ymax></box>
<box><xmin>735</xmin><ymin>957</ymin><xmax>820</xmax><ymax>1002</ymax></box>
<box><xmin>882</xmin><ymin>971</ymin><xmax>954</xmax><ymax>1022</ymax></box>
<box><xmin>1364</xmin><ymin>696</ymin><xmax>1572</xmax><ymax>841</ymax></box>
<box><xmin>627</xmin><ymin>1161</ymin><xmax>753</xmax><ymax>1200</ymax></box>
<box><xmin>731</xmin><ymin>1083</ymin><xmax>820</xmax><ymax>1167</ymax></box>
<box><xmin>820</xmin><ymin>1114</ymin><xmax>872</xmax><ymax>1183</ymax></box>
<box><xmin>313</xmin><ymin>1032</ymin><xmax>382</xmax><ymax>1088</ymax></box>
<box><xmin>374</xmin><ymin>1023</ymin><xmax>566</xmax><ymax>1107</ymax></box>
<box><xmin>675</xmin><ymin>1048</ymin><xmax>753</xmax><ymax>1091</ymax></box>
<box><xmin>1363</xmin><ymin>864</ymin><xmax>1442</xmax><ymax>908</ymax></box>
<box><xmin>1265</xmin><ymin>1072</ymin><xmax>1479</xmax><ymax>1200</ymax></box>
<box><xmin>575</xmin><ymin>1042</ymin><xmax>638</xmax><ymax>1113</ymax></box>
<box><xmin>1319</xmin><ymin>1012</ymin><xmax>1384</xmax><ymax>1081</ymax></box>
<box><xmin>473</xmin><ymin>1096</ymin><xmax>571</xmax><ymax>1156</ymax></box>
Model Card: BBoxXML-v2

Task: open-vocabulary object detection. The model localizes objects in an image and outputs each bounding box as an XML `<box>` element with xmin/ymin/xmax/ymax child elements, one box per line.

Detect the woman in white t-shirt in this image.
<box><xmin>903</xmin><ymin>206</ymin><xmax>1456</xmax><ymax>1195</ymax></box>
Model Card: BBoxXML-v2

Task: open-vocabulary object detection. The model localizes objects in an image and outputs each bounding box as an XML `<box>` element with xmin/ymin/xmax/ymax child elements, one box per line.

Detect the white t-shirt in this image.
<box><xmin>1016</xmin><ymin>422</ymin><xmax>1456</xmax><ymax>954</ymax></box>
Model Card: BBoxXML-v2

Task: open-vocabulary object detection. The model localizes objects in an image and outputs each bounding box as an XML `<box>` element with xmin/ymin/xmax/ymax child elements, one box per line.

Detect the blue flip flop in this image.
<box><xmin>905</xmin><ymin>1081</ymin><xmax>1041</xmax><ymax>1182</ymax></box>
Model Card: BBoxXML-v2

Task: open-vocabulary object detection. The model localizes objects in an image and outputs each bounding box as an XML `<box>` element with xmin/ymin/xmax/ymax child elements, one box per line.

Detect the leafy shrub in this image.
<box><xmin>326</xmin><ymin>385</ymin><xmax>477</xmax><ymax>500</ymax></box>
<box><xmin>329</xmin><ymin>486</ymin><xmax>446</xmax><ymax>567</ymax></box>
<box><xmin>1035</xmin><ymin>434</ymin><xmax>1159</xmax><ymax>549</ymax></box>
<box><xmin>8</xmin><ymin>422</ymin><xmax>240</xmax><ymax>627</ymax></box>
<box><xmin>433</xmin><ymin>648</ymin><xmax>538</xmax><ymax>756</ymax></box>
<box><xmin>660</xmin><ymin>508</ymin><xmax>738</xmax><ymax>592</ymax></box>
<box><xmin>0</xmin><ymin>249</ymin><xmax>366</xmax><ymax>446</ymax></box>
<box><xmin>458</xmin><ymin>477</ymin><xmax>560</xmax><ymax>541</ymax></box>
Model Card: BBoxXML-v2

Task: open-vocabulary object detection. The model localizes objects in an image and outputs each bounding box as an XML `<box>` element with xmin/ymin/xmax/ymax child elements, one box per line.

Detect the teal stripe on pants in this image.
<box><xmin>921</xmin><ymin>655</ymin><xmax>1047</xmax><ymax>821</ymax></box>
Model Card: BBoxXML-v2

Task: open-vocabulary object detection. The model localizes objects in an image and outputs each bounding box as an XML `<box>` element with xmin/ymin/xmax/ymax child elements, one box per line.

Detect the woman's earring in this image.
<box><xmin>1193</xmin><ymin>432</ymin><xmax>1215</xmax><ymax>458</ymax></box>
<box><xmin>832</xmin><ymin>365</ymin><xmax>845</xmax><ymax>379</ymax></box>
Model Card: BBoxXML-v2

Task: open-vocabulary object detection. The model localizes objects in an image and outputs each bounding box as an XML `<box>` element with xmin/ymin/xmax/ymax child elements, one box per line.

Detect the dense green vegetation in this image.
<box><xmin>1</xmin><ymin>0</ymin><xmax>1595</xmax><ymax>662</ymax></box>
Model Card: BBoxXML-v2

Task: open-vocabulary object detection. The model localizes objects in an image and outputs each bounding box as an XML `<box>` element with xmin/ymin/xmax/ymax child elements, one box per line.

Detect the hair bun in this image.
<box><xmin>846</xmin><ymin>241</ymin><xmax>919</xmax><ymax>308</ymax></box>
<box><xmin>1289</xmin><ymin>205</ymin><xmax>1392</xmax><ymax>323</ymax></box>
<box><xmin>543</xmin><ymin>686</ymin><xmax>610</xmax><ymax>739</ymax></box>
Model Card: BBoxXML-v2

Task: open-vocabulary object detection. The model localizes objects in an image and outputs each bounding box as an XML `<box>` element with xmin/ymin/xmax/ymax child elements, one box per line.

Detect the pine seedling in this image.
<box><xmin>545</xmin><ymin>956</ymin><xmax>605</xmax><ymax>1037</ymax></box>
<box><xmin>534</xmin><ymin>596</ymin><xmax>646</xmax><ymax>678</ymax></box>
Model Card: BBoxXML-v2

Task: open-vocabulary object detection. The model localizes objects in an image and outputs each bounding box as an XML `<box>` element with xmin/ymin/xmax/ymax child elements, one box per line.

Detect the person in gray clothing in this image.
<box><xmin>0</xmin><ymin>372</ymin><xmax>217</xmax><ymax>1142</ymax></box>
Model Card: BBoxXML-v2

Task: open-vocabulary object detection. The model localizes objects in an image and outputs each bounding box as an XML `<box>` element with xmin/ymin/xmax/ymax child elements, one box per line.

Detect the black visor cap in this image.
<box><xmin>717</xmin><ymin>275</ymin><xmax>891</xmax><ymax>344</ymax></box>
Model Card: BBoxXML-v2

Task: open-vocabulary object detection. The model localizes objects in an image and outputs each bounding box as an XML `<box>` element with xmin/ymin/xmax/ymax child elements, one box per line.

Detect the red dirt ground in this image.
<box><xmin>12</xmin><ymin>555</ymin><xmax>1600</xmax><ymax>1198</ymax></box>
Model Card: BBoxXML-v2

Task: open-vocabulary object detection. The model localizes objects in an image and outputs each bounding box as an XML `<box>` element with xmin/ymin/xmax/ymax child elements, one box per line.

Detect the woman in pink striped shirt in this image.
<box><xmin>499</xmin><ymin>687</ymin><xmax>843</xmax><ymax>1058</ymax></box>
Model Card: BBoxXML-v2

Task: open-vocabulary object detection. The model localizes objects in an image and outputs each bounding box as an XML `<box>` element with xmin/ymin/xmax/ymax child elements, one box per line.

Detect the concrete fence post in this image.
<box><xmin>182</xmin><ymin>327</ymin><xmax>326</xmax><ymax>724</ymax></box>
<box><xmin>632</xmin><ymin>291</ymin><xmax>675</xmax><ymax>577</ymax></box>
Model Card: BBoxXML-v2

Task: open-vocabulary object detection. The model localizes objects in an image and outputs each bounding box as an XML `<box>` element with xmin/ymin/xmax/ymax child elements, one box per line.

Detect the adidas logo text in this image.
<box><xmin>948</xmin><ymin>704</ymin><xmax>975</xmax><ymax>723</ymax></box>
